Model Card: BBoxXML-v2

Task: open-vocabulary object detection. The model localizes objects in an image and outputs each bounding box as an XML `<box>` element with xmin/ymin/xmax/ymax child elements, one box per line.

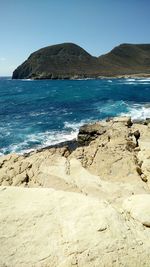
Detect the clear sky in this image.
<box><xmin>0</xmin><ymin>0</ymin><xmax>150</xmax><ymax>76</ymax></box>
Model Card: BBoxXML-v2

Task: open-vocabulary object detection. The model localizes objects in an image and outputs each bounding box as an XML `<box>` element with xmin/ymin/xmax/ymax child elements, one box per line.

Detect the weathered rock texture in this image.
<box><xmin>0</xmin><ymin>117</ymin><xmax>150</xmax><ymax>266</ymax></box>
<box><xmin>1</xmin><ymin>187</ymin><xmax>150</xmax><ymax>267</ymax></box>
<box><xmin>12</xmin><ymin>43</ymin><xmax>150</xmax><ymax>79</ymax></box>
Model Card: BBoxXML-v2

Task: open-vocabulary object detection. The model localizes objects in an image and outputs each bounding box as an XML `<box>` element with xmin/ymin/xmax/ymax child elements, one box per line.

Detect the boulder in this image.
<box><xmin>77</xmin><ymin>122</ymin><xmax>107</xmax><ymax>145</ymax></box>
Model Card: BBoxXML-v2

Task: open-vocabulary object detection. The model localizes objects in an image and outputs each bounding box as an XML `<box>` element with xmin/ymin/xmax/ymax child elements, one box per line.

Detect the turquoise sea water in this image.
<box><xmin>0</xmin><ymin>77</ymin><xmax>150</xmax><ymax>155</ymax></box>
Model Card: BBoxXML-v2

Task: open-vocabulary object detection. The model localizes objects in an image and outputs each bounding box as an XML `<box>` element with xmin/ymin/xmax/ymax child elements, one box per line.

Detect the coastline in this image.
<box><xmin>1</xmin><ymin>115</ymin><xmax>150</xmax><ymax>188</ymax></box>
<box><xmin>1</xmin><ymin>115</ymin><xmax>150</xmax><ymax>158</ymax></box>
<box><xmin>0</xmin><ymin>116</ymin><xmax>150</xmax><ymax>266</ymax></box>
<box><xmin>13</xmin><ymin>116</ymin><xmax>150</xmax><ymax>157</ymax></box>
<box><xmin>16</xmin><ymin>73</ymin><xmax>150</xmax><ymax>80</ymax></box>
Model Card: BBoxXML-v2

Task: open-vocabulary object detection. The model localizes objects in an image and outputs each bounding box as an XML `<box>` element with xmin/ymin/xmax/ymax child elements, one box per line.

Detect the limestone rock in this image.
<box><xmin>1</xmin><ymin>117</ymin><xmax>150</xmax><ymax>266</ymax></box>
<box><xmin>112</xmin><ymin>116</ymin><xmax>132</xmax><ymax>127</ymax></box>
<box><xmin>1</xmin><ymin>116</ymin><xmax>150</xmax><ymax>193</ymax></box>
<box><xmin>0</xmin><ymin>187</ymin><xmax>150</xmax><ymax>267</ymax></box>
<box><xmin>123</xmin><ymin>194</ymin><xmax>150</xmax><ymax>227</ymax></box>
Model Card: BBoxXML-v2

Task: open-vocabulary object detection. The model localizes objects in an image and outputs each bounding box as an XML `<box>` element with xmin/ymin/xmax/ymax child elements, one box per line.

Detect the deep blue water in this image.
<box><xmin>0</xmin><ymin>77</ymin><xmax>150</xmax><ymax>155</ymax></box>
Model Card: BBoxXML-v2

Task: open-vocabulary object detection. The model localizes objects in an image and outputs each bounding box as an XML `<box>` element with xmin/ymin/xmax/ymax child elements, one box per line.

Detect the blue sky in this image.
<box><xmin>0</xmin><ymin>0</ymin><xmax>150</xmax><ymax>76</ymax></box>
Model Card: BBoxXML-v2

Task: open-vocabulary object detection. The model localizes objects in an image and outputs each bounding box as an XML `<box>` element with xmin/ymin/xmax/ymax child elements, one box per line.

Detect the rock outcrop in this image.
<box><xmin>0</xmin><ymin>117</ymin><xmax>150</xmax><ymax>266</ymax></box>
<box><xmin>1</xmin><ymin>187</ymin><xmax>150</xmax><ymax>267</ymax></box>
<box><xmin>12</xmin><ymin>43</ymin><xmax>150</xmax><ymax>79</ymax></box>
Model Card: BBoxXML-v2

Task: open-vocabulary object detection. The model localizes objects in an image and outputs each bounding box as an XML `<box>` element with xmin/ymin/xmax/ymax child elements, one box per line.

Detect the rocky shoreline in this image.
<box><xmin>18</xmin><ymin>73</ymin><xmax>150</xmax><ymax>82</ymax></box>
<box><xmin>0</xmin><ymin>116</ymin><xmax>150</xmax><ymax>266</ymax></box>
<box><xmin>16</xmin><ymin>73</ymin><xmax>150</xmax><ymax>80</ymax></box>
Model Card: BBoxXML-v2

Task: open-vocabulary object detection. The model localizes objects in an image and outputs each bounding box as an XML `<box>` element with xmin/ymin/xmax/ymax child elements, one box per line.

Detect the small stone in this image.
<box><xmin>134</xmin><ymin>147</ymin><xmax>141</xmax><ymax>152</ymax></box>
<box><xmin>12</xmin><ymin>173</ymin><xmax>29</xmax><ymax>186</ymax></box>
<box><xmin>97</xmin><ymin>225</ymin><xmax>107</xmax><ymax>232</ymax></box>
<box><xmin>133</xmin><ymin>130</ymin><xmax>140</xmax><ymax>140</ymax></box>
<box><xmin>136</xmin><ymin>166</ymin><xmax>142</xmax><ymax>175</ymax></box>
<box><xmin>141</xmin><ymin>174</ymin><xmax>148</xmax><ymax>182</ymax></box>
<box><xmin>71</xmin><ymin>257</ymin><xmax>78</xmax><ymax>265</ymax></box>
<box><xmin>138</xmin><ymin>240</ymin><xmax>143</xmax><ymax>245</ymax></box>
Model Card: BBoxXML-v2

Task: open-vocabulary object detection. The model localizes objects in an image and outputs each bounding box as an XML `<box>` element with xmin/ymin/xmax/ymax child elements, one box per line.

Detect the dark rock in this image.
<box><xmin>136</xmin><ymin>166</ymin><xmax>143</xmax><ymax>175</ymax></box>
<box><xmin>133</xmin><ymin>130</ymin><xmax>140</xmax><ymax>140</ymax></box>
<box><xmin>77</xmin><ymin>123</ymin><xmax>106</xmax><ymax>145</ymax></box>
<box><xmin>133</xmin><ymin>130</ymin><xmax>140</xmax><ymax>146</ymax></box>
<box><xmin>144</xmin><ymin>118</ymin><xmax>150</xmax><ymax>125</ymax></box>
<box><xmin>141</xmin><ymin>174</ymin><xmax>148</xmax><ymax>182</ymax></box>
<box><xmin>126</xmin><ymin>141</ymin><xmax>137</xmax><ymax>152</ymax></box>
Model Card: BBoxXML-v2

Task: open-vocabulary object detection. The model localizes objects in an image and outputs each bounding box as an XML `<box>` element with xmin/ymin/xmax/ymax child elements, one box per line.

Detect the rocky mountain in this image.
<box><xmin>98</xmin><ymin>43</ymin><xmax>150</xmax><ymax>76</ymax></box>
<box><xmin>12</xmin><ymin>43</ymin><xmax>100</xmax><ymax>79</ymax></box>
<box><xmin>12</xmin><ymin>43</ymin><xmax>150</xmax><ymax>79</ymax></box>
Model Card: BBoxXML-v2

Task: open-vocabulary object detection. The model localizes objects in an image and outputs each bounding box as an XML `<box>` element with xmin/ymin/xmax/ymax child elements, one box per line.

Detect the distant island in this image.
<box><xmin>12</xmin><ymin>43</ymin><xmax>150</xmax><ymax>79</ymax></box>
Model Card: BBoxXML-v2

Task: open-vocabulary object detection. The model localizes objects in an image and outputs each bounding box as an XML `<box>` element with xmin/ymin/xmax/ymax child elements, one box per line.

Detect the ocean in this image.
<box><xmin>0</xmin><ymin>77</ymin><xmax>150</xmax><ymax>155</ymax></box>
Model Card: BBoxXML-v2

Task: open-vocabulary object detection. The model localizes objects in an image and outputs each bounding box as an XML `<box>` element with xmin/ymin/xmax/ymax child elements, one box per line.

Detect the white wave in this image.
<box><xmin>64</xmin><ymin>121</ymin><xmax>84</xmax><ymax>130</ymax></box>
<box><xmin>75</xmin><ymin>78</ymin><xmax>94</xmax><ymax>81</ymax></box>
<box><xmin>96</xmin><ymin>100</ymin><xmax>127</xmax><ymax>115</ymax></box>
<box><xmin>0</xmin><ymin>119</ymin><xmax>95</xmax><ymax>155</ymax></box>
<box><xmin>0</xmin><ymin>128</ymin><xmax>80</xmax><ymax>156</ymax></box>
<box><xmin>0</xmin><ymin>128</ymin><xmax>11</xmax><ymax>136</ymax></box>
<box><xmin>22</xmin><ymin>79</ymin><xmax>33</xmax><ymax>81</ymax></box>
<box><xmin>125</xmin><ymin>78</ymin><xmax>136</xmax><ymax>82</ymax></box>
<box><xmin>139</xmin><ymin>83</ymin><xmax>150</xmax><ymax>85</ymax></box>
<box><xmin>124</xmin><ymin>82</ymin><xmax>137</xmax><ymax>85</ymax></box>
<box><xmin>121</xmin><ymin>78</ymin><xmax>150</xmax><ymax>85</ymax></box>
<box><xmin>29</xmin><ymin>111</ymin><xmax>49</xmax><ymax>117</ymax></box>
<box><xmin>64</xmin><ymin>119</ymin><xmax>94</xmax><ymax>131</ymax></box>
<box><xmin>121</xmin><ymin>104</ymin><xmax>150</xmax><ymax>120</ymax></box>
<box><xmin>22</xmin><ymin>131</ymin><xmax>77</xmax><ymax>154</ymax></box>
<box><xmin>42</xmin><ymin>131</ymin><xmax>77</xmax><ymax>147</ymax></box>
<box><xmin>137</xmin><ymin>78</ymin><xmax>150</xmax><ymax>82</ymax></box>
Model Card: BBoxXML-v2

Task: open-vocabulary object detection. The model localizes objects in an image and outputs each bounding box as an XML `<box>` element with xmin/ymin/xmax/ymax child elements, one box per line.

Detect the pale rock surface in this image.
<box><xmin>0</xmin><ymin>117</ymin><xmax>150</xmax><ymax>266</ymax></box>
<box><xmin>123</xmin><ymin>194</ymin><xmax>150</xmax><ymax>227</ymax></box>
<box><xmin>133</xmin><ymin>123</ymin><xmax>150</xmax><ymax>188</ymax></box>
<box><xmin>0</xmin><ymin>187</ymin><xmax>150</xmax><ymax>267</ymax></box>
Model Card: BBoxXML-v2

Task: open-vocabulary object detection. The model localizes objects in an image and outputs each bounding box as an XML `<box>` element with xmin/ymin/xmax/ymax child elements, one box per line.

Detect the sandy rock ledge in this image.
<box><xmin>0</xmin><ymin>187</ymin><xmax>150</xmax><ymax>267</ymax></box>
<box><xmin>0</xmin><ymin>116</ymin><xmax>150</xmax><ymax>266</ymax></box>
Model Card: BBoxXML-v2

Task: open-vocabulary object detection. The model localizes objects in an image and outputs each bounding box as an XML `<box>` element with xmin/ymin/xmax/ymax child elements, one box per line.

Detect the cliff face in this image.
<box><xmin>12</xmin><ymin>43</ymin><xmax>150</xmax><ymax>79</ymax></box>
